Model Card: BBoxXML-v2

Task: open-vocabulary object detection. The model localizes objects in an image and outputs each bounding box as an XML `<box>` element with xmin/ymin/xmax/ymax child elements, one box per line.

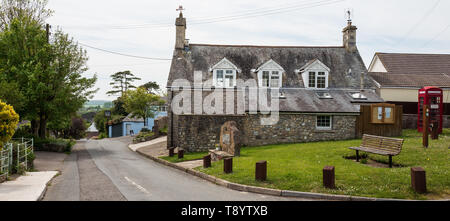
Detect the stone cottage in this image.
<box><xmin>167</xmin><ymin>12</ymin><xmax>383</xmax><ymax>152</ymax></box>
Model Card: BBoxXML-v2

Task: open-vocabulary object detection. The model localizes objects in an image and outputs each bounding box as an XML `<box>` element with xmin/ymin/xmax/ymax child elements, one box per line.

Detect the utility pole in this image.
<box><xmin>46</xmin><ymin>24</ymin><xmax>51</xmax><ymax>43</ymax></box>
<box><xmin>422</xmin><ymin>105</ymin><xmax>429</xmax><ymax>148</ymax></box>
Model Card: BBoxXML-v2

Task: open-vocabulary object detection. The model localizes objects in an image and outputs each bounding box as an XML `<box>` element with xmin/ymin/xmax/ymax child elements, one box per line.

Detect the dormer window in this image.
<box><xmin>211</xmin><ymin>58</ymin><xmax>239</xmax><ymax>88</ymax></box>
<box><xmin>257</xmin><ymin>59</ymin><xmax>284</xmax><ymax>88</ymax></box>
<box><xmin>298</xmin><ymin>59</ymin><xmax>330</xmax><ymax>89</ymax></box>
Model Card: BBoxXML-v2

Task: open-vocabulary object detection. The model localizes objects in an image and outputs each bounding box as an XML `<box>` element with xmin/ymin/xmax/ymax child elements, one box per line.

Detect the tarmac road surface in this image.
<box><xmin>43</xmin><ymin>136</ymin><xmax>310</xmax><ymax>201</ymax></box>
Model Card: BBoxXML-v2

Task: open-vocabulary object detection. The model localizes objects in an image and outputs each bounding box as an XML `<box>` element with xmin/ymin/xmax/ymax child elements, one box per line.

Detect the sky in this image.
<box><xmin>46</xmin><ymin>0</ymin><xmax>450</xmax><ymax>101</ymax></box>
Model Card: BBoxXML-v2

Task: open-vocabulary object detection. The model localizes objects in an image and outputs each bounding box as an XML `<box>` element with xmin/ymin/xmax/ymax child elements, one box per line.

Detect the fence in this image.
<box><xmin>11</xmin><ymin>138</ymin><xmax>34</xmax><ymax>171</ymax></box>
<box><xmin>0</xmin><ymin>143</ymin><xmax>13</xmax><ymax>181</ymax></box>
<box><xmin>0</xmin><ymin>138</ymin><xmax>34</xmax><ymax>182</ymax></box>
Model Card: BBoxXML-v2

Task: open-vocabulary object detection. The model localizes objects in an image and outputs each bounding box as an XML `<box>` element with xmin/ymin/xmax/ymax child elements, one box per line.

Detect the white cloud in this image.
<box><xmin>46</xmin><ymin>0</ymin><xmax>450</xmax><ymax>100</ymax></box>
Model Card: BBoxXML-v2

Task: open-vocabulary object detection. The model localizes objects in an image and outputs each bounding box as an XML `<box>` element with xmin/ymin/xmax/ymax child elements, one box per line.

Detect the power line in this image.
<box><xmin>394</xmin><ymin>0</ymin><xmax>441</xmax><ymax>46</ymax></box>
<box><xmin>420</xmin><ymin>23</ymin><xmax>450</xmax><ymax>48</ymax></box>
<box><xmin>68</xmin><ymin>0</ymin><xmax>345</xmax><ymax>30</ymax></box>
<box><xmin>106</xmin><ymin>0</ymin><xmax>322</xmax><ymax>29</ymax></box>
<box><xmin>79</xmin><ymin>42</ymin><xmax>172</xmax><ymax>60</ymax></box>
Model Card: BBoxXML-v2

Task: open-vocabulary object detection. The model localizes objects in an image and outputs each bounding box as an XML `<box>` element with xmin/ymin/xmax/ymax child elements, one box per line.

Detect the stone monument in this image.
<box><xmin>209</xmin><ymin>121</ymin><xmax>241</xmax><ymax>161</ymax></box>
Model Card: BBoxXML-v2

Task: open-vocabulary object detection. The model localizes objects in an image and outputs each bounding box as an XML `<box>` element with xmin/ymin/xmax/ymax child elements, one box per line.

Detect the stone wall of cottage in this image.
<box><xmin>243</xmin><ymin>114</ymin><xmax>357</xmax><ymax>147</ymax></box>
<box><xmin>175</xmin><ymin>114</ymin><xmax>357</xmax><ymax>152</ymax></box>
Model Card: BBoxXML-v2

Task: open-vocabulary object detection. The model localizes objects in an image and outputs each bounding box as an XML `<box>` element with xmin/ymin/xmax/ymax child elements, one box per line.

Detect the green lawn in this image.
<box><xmin>195</xmin><ymin>129</ymin><xmax>449</xmax><ymax>200</ymax></box>
<box><xmin>161</xmin><ymin>151</ymin><xmax>209</xmax><ymax>163</ymax></box>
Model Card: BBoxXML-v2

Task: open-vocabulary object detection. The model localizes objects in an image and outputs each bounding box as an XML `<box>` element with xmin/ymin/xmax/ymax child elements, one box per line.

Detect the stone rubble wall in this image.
<box><xmin>175</xmin><ymin>114</ymin><xmax>357</xmax><ymax>152</ymax></box>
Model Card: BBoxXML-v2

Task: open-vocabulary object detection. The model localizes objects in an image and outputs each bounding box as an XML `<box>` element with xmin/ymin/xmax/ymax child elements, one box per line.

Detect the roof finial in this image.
<box><xmin>346</xmin><ymin>9</ymin><xmax>352</xmax><ymax>25</ymax></box>
<box><xmin>176</xmin><ymin>5</ymin><xmax>185</xmax><ymax>17</ymax></box>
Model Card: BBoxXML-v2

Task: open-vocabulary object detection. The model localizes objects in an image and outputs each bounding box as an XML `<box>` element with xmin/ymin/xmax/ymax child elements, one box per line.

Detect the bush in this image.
<box><xmin>133</xmin><ymin>131</ymin><xmax>155</xmax><ymax>143</ymax></box>
<box><xmin>67</xmin><ymin>117</ymin><xmax>86</xmax><ymax>139</ymax></box>
<box><xmin>159</xmin><ymin>126</ymin><xmax>168</xmax><ymax>135</ymax></box>
<box><xmin>141</xmin><ymin>128</ymin><xmax>150</xmax><ymax>133</ymax></box>
<box><xmin>0</xmin><ymin>99</ymin><xmax>20</xmax><ymax>146</ymax></box>
<box><xmin>33</xmin><ymin>138</ymin><xmax>75</xmax><ymax>153</ymax></box>
<box><xmin>98</xmin><ymin>132</ymin><xmax>108</xmax><ymax>139</ymax></box>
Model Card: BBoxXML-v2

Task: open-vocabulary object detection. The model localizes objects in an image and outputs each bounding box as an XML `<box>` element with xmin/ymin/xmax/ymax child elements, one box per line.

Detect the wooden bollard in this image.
<box><xmin>255</xmin><ymin>161</ymin><xmax>267</xmax><ymax>181</ymax></box>
<box><xmin>169</xmin><ymin>148</ymin><xmax>175</xmax><ymax>157</ymax></box>
<box><xmin>178</xmin><ymin>149</ymin><xmax>184</xmax><ymax>159</ymax></box>
<box><xmin>411</xmin><ymin>167</ymin><xmax>427</xmax><ymax>193</ymax></box>
<box><xmin>224</xmin><ymin>158</ymin><xmax>233</xmax><ymax>174</ymax></box>
<box><xmin>323</xmin><ymin>166</ymin><xmax>336</xmax><ymax>189</ymax></box>
<box><xmin>203</xmin><ymin>155</ymin><xmax>211</xmax><ymax>168</ymax></box>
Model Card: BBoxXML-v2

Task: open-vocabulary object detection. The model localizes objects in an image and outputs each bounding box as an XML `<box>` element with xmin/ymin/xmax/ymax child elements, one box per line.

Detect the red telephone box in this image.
<box><xmin>418</xmin><ymin>86</ymin><xmax>443</xmax><ymax>134</ymax></box>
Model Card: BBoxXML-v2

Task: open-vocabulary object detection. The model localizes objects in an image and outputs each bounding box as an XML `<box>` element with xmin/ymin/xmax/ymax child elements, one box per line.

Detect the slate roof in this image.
<box><xmin>369</xmin><ymin>72</ymin><xmax>450</xmax><ymax>88</ymax></box>
<box><xmin>245</xmin><ymin>88</ymin><xmax>383</xmax><ymax>113</ymax></box>
<box><xmin>122</xmin><ymin>114</ymin><xmax>144</xmax><ymax>122</ymax></box>
<box><xmin>168</xmin><ymin>44</ymin><xmax>376</xmax><ymax>89</ymax></box>
<box><xmin>375</xmin><ymin>53</ymin><xmax>450</xmax><ymax>74</ymax></box>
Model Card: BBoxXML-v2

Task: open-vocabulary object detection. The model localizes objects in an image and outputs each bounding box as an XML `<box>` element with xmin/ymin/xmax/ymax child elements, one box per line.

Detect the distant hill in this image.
<box><xmin>85</xmin><ymin>100</ymin><xmax>112</xmax><ymax>106</ymax></box>
<box><xmin>80</xmin><ymin>100</ymin><xmax>113</xmax><ymax>114</ymax></box>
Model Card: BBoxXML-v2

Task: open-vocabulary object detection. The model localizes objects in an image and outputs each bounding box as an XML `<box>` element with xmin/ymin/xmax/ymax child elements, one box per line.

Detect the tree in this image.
<box><xmin>0</xmin><ymin>99</ymin><xmax>19</xmax><ymax>146</ymax></box>
<box><xmin>123</xmin><ymin>87</ymin><xmax>164</xmax><ymax>128</ymax></box>
<box><xmin>111</xmin><ymin>97</ymin><xmax>128</xmax><ymax>116</ymax></box>
<box><xmin>0</xmin><ymin>16</ymin><xmax>97</xmax><ymax>138</ymax></box>
<box><xmin>107</xmin><ymin>71</ymin><xmax>141</xmax><ymax>97</ymax></box>
<box><xmin>0</xmin><ymin>0</ymin><xmax>53</xmax><ymax>31</ymax></box>
<box><xmin>140</xmin><ymin>81</ymin><xmax>160</xmax><ymax>94</ymax></box>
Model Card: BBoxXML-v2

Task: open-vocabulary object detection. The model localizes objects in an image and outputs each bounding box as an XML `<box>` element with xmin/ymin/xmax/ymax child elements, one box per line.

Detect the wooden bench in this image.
<box><xmin>349</xmin><ymin>134</ymin><xmax>404</xmax><ymax>168</ymax></box>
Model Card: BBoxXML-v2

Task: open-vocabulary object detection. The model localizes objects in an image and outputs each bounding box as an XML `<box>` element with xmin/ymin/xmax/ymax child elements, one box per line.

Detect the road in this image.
<box><xmin>43</xmin><ymin>137</ymin><xmax>308</xmax><ymax>201</ymax></box>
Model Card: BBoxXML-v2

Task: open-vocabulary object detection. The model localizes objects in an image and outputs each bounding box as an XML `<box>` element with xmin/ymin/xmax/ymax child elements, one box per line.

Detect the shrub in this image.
<box><xmin>133</xmin><ymin>131</ymin><xmax>155</xmax><ymax>143</ymax></box>
<box><xmin>0</xmin><ymin>99</ymin><xmax>20</xmax><ymax>147</ymax></box>
<box><xmin>159</xmin><ymin>126</ymin><xmax>168</xmax><ymax>135</ymax></box>
<box><xmin>33</xmin><ymin>138</ymin><xmax>74</xmax><ymax>153</ymax></box>
<box><xmin>98</xmin><ymin>132</ymin><xmax>108</xmax><ymax>139</ymax></box>
<box><xmin>67</xmin><ymin>117</ymin><xmax>86</xmax><ymax>139</ymax></box>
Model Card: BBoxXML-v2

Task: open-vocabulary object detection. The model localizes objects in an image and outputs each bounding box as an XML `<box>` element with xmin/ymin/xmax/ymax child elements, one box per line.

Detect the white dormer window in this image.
<box><xmin>257</xmin><ymin>59</ymin><xmax>284</xmax><ymax>88</ymax></box>
<box><xmin>298</xmin><ymin>59</ymin><xmax>330</xmax><ymax>89</ymax></box>
<box><xmin>211</xmin><ymin>58</ymin><xmax>239</xmax><ymax>88</ymax></box>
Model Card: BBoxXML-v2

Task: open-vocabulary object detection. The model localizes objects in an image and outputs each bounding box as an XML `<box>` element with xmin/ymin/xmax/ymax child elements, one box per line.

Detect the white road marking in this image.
<box><xmin>124</xmin><ymin>176</ymin><xmax>151</xmax><ymax>195</ymax></box>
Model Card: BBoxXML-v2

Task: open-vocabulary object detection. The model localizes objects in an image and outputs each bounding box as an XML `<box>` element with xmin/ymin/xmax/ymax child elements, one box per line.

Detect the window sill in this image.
<box><xmin>314</xmin><ymin>129</ymin><xmax>336</xmax><ymax>133</ymax></box>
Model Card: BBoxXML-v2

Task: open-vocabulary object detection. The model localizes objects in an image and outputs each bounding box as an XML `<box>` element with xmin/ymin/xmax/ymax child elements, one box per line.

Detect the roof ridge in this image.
<box><xmin>189</xmin><ymin>43</ymin><xmax>344</xmax><ymax>49</ymax></box>
<box><xmin>376</xmin><ymin>52</ymin><xmax>450</xmax><ymax>56</ymax></box>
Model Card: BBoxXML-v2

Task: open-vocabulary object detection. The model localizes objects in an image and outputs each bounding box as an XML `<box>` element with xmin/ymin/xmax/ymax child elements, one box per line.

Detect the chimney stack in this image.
<box><xmin>175</xmin><ymin>6</ymin><xmax>186</xmax><ymax>52</ymax></box>
<box><xmin>343</xmin><ymin>20</ymin><xmax>357</xmax><ymax>53</ymax></box>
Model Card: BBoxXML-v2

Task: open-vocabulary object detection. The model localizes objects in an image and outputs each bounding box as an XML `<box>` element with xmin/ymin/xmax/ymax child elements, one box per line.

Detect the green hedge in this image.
<box><xmin>33</xmin><ymin>138</ymin><xmax>75</xmax><ymax>153</ymax></box>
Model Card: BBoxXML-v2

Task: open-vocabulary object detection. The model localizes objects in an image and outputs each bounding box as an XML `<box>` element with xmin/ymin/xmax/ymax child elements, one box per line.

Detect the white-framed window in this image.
<box><xmin>260</xmin><ymin>70</ymin><xmax>281</xmax><ymax>88</ymax></box>
<box><xmin>307</xmin><ymin>71</ymin><xmax>327</xmax><ymax>89</ymax></box>
<box><xmin>316</xmin><ymin>115</ymin><xmax>332</xmax><ymax>130</ymax></box>
<box><xmin>211</xmin><ymin>58</ymin><xmax>239</xmax><ymax>88</ymax></box>
<box><xmin>214</xmin><ymin>69</ymin><xmax>236</xmax><ymax>87</ymax></box>
<box><xmin>299</xmin><ymin>59</ymin><xmax>330</xmax><ymax>89</ymax></box>
<box><xmin>257</xmin><ymin>59</ymin><xmax>284</xmax><ymax>88</ymax></box>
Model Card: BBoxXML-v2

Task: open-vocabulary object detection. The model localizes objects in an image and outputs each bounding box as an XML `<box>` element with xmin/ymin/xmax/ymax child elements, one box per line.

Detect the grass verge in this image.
<box><xmin>161</xmin><ymin>151</ymin><xmax>209</xmax><ymax>163</ymax></box>
<box><xmin>196</xmin><ymin>129</ymin><xmax>449</xmax><ymax>200</ymax></box>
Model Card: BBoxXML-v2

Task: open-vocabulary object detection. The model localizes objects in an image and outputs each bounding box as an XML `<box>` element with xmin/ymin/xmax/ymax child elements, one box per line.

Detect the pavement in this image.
<box><xmin>0</xmin><ymin>171</ymin><xmax>58</xmax><ymax>201</ymax></box>
<box><xmin>128</xmin><ymin>136</ymin><xmax>167</xmax><ymax>152</ymax></box>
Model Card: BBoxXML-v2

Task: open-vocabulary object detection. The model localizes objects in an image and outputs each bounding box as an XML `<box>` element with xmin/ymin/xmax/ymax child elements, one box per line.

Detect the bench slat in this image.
<box><xmin>349</xmin><ymin>134</ymin><xmax>404</xmax><ymax>156</ymax></box>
